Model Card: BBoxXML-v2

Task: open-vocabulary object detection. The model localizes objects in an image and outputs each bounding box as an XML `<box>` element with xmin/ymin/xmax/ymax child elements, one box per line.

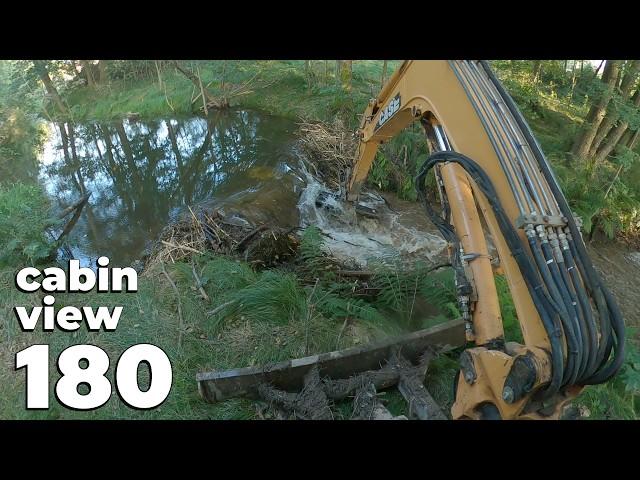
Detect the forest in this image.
<box><xmin>1</xmin><ymin>60</ymin><xmax>639</xmax><ymax>420</ymax></box>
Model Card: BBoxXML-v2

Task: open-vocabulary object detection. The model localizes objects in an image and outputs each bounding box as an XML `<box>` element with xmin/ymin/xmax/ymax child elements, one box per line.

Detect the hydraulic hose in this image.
<box><xmin>478</xmin><ymin>60</ymin><xmax>625</xmax><ymax>385</ymax></box>
<box><xmin>416</xmin><ymin>150</ymin><xmax>565</xmax><ymax>397</ymax></box>
<box><xmin>563</xmin><ymin>245</ymin><xmax>599</xmax><ymax>377</ymax></box>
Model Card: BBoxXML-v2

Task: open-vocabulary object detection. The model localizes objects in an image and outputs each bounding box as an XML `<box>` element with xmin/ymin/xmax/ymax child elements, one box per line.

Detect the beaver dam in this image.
<box><xmin>38</xmin><ymin>109</ymin><xmax>464</xmax><ymax>419</ymax></box>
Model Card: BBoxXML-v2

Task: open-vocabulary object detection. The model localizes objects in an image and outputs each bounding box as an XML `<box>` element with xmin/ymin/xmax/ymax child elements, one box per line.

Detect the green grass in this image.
<box><xmin>60</xmin><ymin>61</ymin><xmax>401</xmax><ymax>126</ymax></box>
<box><xmin>0</xmin><ymin>183</ymin><xmax>55</xmax><ymax>267</ymax></box>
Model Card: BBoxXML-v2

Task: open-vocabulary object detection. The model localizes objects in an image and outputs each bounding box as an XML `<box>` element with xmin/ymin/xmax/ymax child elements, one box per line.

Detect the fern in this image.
<box><xmin>366</xmin><ymin>261</ymin><xmax>459</xmax><ymax>331</ymax></box>
<box><xmin>316</xmin><ymin>289</ymin><xmax>387</xmax><ymax>325</ymax></box>
<box><xmin>298</xmin><ymin>225</ymin><xmax>339</xmax><ymax>280</ymax></box>
<box><xmin>419</xmin><ymin>270</ymin><xmax>460</xmax><ymax>320</ymax></box>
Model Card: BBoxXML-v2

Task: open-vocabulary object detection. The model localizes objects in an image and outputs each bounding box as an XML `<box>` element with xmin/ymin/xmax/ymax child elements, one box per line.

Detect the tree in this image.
<box><xmin>532</xmin><ymin>60</ymin><xmax>542</xmax><ymax>83</ymax></box>
<box><xmin>79</xmin><ymin>60</ymin><xmax>96</xmax><ymax>88</ymax></box>
<box><xmin>593</xmin><ymin>89</ymin><xmax>640</xmax><ymax>164</ymax></box>
<box><xmin>589</xmin><ymin>60</ymin><xmax>640</xmax><ymax>156</ymax></box>
<box><xmin>304</xmin><ymin>61</ymin><xmax>315</xmax><ymax>88</ymax></box>
<box><xmin>171</xmin><ymin>61</ymin><xmax>229</xmax><ymax>109</ymax></box>
<box><xmin>381</xmin><ymin>60</ymin><xmax>388</xmax><ymax>89</ymax></box>
<box><xmin>571</xmin><ymin>60</ymin><xmax>620</xmax><ymax>159</ymax></box>
<box><xmin>32</xmin><ymin>60</ymin><xmax>67</xmax><ymax>115</ymax></box>
<box><xmin>97</xmin><ymin>60</ymin><xmax>108</xmax><ymax>84</ymax></box>
<box><xmin>336</xmin><ymin>60</ymin><xmax>352</xmax><ymax>92</ymax></box>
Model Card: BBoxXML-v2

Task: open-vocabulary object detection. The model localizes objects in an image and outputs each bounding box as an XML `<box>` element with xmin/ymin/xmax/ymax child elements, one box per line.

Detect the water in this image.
<box><xmin>38</xmin><ymin>110</ymin><xmax>304</xmax><ymax>267</ymax></box>
<box><xmin>297</xmin><ymin>167</ymin><xmax>447</xmax><ymax>267</ymax></box>
<box><xmin>38</xmin><ymin>109</ymin><xmax>446</xmax><ymax>269</ymax></box>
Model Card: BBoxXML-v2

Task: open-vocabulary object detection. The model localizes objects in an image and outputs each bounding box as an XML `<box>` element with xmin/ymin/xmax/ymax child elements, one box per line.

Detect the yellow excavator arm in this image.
<box><xmin>345</xmin><ymin>60</ymin><xmax>625</xmax><ymax>419</ymax></box>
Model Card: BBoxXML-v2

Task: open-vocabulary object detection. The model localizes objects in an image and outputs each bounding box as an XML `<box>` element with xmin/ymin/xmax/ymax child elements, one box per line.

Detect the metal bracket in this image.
<box><xmin>515</xmin><ymin>213</ymin><xmax>567</xmax><ymax>229</ymax></box>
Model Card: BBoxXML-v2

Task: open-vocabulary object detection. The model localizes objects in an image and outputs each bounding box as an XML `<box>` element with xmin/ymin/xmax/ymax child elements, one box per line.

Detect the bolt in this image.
<box><xmin>464</xmin><ymin>371</ymin><xmax>475</xmax><ymax>384</ymax></box>
<box><xmin>502</xmin><ymin>386</ymin><xmax>515</xmax><ymax>404</ymax></box>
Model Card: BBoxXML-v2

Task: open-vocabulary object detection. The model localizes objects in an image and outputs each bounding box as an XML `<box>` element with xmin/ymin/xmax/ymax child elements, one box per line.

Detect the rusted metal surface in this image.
<box><xmin>197</xmin><ymin>319</ymin><xmax>465</xmax><ymax>403</ymax></box>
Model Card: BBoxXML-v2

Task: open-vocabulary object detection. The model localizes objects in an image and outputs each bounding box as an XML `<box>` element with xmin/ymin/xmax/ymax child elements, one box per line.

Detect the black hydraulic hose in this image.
<box><xmin>415</xmin><ymin>151</ymin><xmax>564</xmax><ymax>397</ymax></box>
<box><xmin>563</xmin><ymin>245</ymin><xmax>599</xmax><ymax>377</ymax></box>
<box><xmin>527</xmin><ymin>235</ymin><xmax>578</xmax><ymax>386</ymax></box>
<box><xmin>540</xmin><ymin>240</ymin><xmax>585</xmax><ymax>383</ymax></box>
<box><xmin>567</xmin><ymin>235</ymin><xmax>616</xmax><ymax>380</ymax></box>
<box><xmin>587</xmin><ymin>286</ymin><xmax>625</xmax><ymax>384</ymax></box>
<box><xmin>540</xmin><ymin>242</ymin><xmax>584</xmax><ymax>349</ymax></box>
<box><xmin>557</xmin><ymin>251</ymin><xmax>590</xmax><ymax>379</ymax></box>
<box><xmin>479</xmin><ymin>60</ymin><xmax>625</xmax><ymax>385</ymax></box>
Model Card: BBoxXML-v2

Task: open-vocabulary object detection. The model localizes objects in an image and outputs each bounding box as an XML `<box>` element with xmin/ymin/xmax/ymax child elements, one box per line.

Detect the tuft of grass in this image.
<box><xmin>0</xmin><ymin>183</ymin><xmax>55</xmax><ymax>267</ymax></box>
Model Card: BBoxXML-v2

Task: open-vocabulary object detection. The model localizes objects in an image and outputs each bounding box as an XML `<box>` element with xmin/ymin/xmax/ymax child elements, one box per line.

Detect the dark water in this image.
<box><xmin>39</xmin><ymin>110</ymin><xmax>303</xmax><ymax>267</ymax></box>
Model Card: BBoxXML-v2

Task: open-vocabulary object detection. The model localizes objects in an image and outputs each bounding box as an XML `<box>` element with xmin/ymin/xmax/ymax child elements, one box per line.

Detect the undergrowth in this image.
<box><xmin>0</xmin><ymin>183</ymin><xmax>55</xmax><ymax>267</ymax></box>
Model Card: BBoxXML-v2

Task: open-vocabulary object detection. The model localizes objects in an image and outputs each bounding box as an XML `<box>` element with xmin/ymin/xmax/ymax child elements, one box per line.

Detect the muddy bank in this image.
<box><xmin>588</xmin><ymin>239</ymin><xmax>640</xmax><ymax>328</ymax></box>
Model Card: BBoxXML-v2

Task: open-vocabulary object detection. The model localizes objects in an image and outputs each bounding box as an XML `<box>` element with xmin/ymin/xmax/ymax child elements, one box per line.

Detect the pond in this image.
<box><xmin>37</xmin><ymin>108</ymin><xmax>447</xmax><ymax>270</ymax></box>
<box><xmin>38</xmin><ymin>110</ymin><xmax>305</xmax><ymax>267</ymax></box>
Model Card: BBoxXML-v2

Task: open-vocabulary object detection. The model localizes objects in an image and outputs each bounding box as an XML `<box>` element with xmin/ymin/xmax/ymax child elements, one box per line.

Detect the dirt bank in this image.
<box><xmin>589</xmin><ymin>239</ymin><xmax>640</xmax><ymax>329</ymax></box>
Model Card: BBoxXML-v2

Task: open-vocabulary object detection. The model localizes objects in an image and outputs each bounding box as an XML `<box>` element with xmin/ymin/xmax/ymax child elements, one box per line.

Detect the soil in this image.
<box><xmin>589</xmin><ymin>237</ymin><xmax>640</xmax><ymax>329</ymax></box>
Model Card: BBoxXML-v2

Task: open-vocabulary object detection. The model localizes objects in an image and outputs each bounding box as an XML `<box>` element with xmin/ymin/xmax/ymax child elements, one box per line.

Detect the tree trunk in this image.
<box><xmin>33</xmin><ymin>60</ymin><xmax>67</xmax><ymax>115</ymax></box>
<box><xmin>593</xmin><ymin>60</ymin><xmax>605</xmax><ymax>78</ymax></box>
<box><xmin>589</xmin><ymin>60</ymin><xmax>640</xmax><ymax>156</ymax></box>
<box><xmin>570</xmin><ymin>60</ymin><xmax>578</xmax><ymax>98</ymax></box>
<box><xmin>628</xmin><ymin>129</ymin><xmax>640</xmax><ymax>150</ymax></box>
<box><xmin>340</xmin><ymin>60</ymin><xmax>352</xmax><ymax>92</ymax></box>
<box><xmin>97</xmin><ymin>60</ymin><xmax>108</xmax><ymax>83</ymax></box>
<box><xmin>593</xmin><ymin>88</ymin><xmax>640</xmax><ymax>164</ymax></box>
<box><xmin>571</xmin><ymin>60</ymin><xmax>620</xmax><ymax>159</ymax></box>
<box><xmin>381</xmin><ymin>60</ymin><xmax>388</xmax><ymax>89</ymax></box>
<box><xmin>171</xmin><ymin>61</ymin><xmax>228</xmax><ymax>109</ymax></box>
<box><xmin>532</xmin><ymin>60</ymin><xmax>542</xmax><ymax>83</ymax></box>
<box><xmin>80</xmin><ymin>60</ymin><xmax>95</xmax><ymax>88</ymax></box>
<box><xmin>304</xmin><ymin>60</ymin><xmax>313</xmax><ymax>88</ymax></box>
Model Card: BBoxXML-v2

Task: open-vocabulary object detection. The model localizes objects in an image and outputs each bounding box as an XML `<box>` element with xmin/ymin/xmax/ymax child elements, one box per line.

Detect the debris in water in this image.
<box><xmin>298</xmin><ymin>118</ymin><xmax>356</xmax><ymax>190</ymax></box>
<box><xmin>145</xmin><ymin>206</ymin><xmax>298</xmax><ymax>271</ymax></box>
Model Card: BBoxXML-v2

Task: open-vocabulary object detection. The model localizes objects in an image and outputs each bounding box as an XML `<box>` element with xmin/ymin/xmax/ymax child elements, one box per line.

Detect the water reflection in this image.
<box><xmin>39</xmin><ymin>110</ymin><xmax>301</xmax><ymax>267</ymax></box>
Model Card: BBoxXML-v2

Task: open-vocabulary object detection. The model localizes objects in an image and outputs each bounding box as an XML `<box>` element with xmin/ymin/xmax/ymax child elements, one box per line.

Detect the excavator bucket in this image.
<box><xmin>197</xmin><ymin>319</ymin><xmax>465</xmax><ymax>420</ymax></box>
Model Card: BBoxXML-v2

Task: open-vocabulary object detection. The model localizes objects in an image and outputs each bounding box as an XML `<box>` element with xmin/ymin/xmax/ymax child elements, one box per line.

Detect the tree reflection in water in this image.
<box><xmin>39</xmin><ymin>109</ymin><xmax>301</xmax><ymax>267</ymax></box>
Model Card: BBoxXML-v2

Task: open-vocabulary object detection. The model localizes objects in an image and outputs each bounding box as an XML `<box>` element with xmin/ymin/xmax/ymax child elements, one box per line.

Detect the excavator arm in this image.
<box><xmin>345</xmin><ymin>60</ymin><xmax>625</xmax><ymax>419</ymax></box>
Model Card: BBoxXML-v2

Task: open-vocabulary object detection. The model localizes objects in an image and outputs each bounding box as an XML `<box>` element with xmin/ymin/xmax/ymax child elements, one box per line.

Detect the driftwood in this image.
<box><xmin>172</xmin><ymin>61</ymin><xmax>229</xmax><ymax>109</ymax></box>
<box><xmin>57</xmin><ymin>193</ymin><xmax>91</xmax><ymax>219</ymax></box>
<box><xmin>394</xmin><ymin>351</ymin><xmax>447</xmax><ymax>420</ymax></box>
<box><xmin>56</xmin><ymin>193</ymin><xmax>91</xmax><ymax>241</ymax></box>
<box><xmin>351</xmin><ymin>381</ymin><xmax>405</xmax><ymax>420</ymax></box>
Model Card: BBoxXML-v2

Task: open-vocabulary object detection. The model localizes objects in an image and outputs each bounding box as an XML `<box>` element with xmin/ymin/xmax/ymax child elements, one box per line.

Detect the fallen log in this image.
<box><xmin>197</xmin><ymin>318</ymin><xmax>465</xmax><ymax>403</ymax></box>
<box><xmin>172</xmin><ymin>61</ymin><xmax>229</xmax><ymax>109</ymax></box>
<box><xmin>394</xmin><ymin>351</ymin><xmax>447</xmax><ymax>420</ymax></box>
<box><xmin>56</xmin><ymin>193</ymin><xmax>91</xmax><ymax>242</ymax></box>
<box><xmin>57</xmin><ymin>193</ymin><xmax>91</xmax><ymax>219</ymax></box>
<box><xmin>351</xmin><ymin>381</ymin><xmax>401</xmax><ymax>420</ymax></box>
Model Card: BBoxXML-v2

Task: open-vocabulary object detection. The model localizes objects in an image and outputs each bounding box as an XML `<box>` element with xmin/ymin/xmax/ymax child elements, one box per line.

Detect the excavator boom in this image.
<box><xmin>345</xmin><ymin>60</ymin><xmax>625</xmax><ymax>419</ymax></box>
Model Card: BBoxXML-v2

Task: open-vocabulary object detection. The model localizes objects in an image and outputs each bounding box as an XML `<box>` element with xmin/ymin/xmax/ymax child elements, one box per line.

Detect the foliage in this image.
<box><xmin>577</xmin><ymin>328</ymin><xmax>640</xmax><ymax>419</ymax></box>
<box><xmin>0</xmin><ymin>183</ymin><xmax>54</xmax><ymax>267</ymax></box>
<box><xmin>554</xmin><ymin>150</ymin><xmax>640</xmax><ymax>239</ymax></box>
<box><xmin>495</xmin><ymin>274</ymin><xmax>522</xmax><ymax>343</ymax></box>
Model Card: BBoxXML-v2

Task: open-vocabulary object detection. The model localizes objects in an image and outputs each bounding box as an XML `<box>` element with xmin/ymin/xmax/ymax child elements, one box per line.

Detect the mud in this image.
<box><xmin>588</xmin><ymin>238</ymin><xmax>640</xmax><ymax>328</ymax></box>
